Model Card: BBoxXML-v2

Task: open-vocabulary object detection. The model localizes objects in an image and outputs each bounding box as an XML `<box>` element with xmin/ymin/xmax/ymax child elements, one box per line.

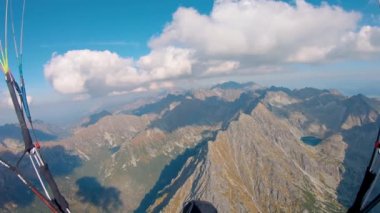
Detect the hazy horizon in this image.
<box><xmin>0</xmin><ymin>0</ymin><xmax>379</xmax><ymax>125</ymax></box>
<box><xmin>0</xmin><ymin>79</ymin><xmax>378</xmax><ymax>126</ymax></box>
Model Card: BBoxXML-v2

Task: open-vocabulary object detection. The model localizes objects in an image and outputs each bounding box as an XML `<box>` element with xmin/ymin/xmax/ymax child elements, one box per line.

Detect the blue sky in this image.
<box><xmin>13</xmin><ymin>0</ymin><xmax>213</xmax><ymax>92</ymax></box>
<box><xmin>14</xmin><ymin>0</ymin><xmax>379</xmax><ymax>90</ymax></box>
<box><xmin>0</xmin><ymin>0</ymin><xmax>379</xmax><ymax>124</ymax></box>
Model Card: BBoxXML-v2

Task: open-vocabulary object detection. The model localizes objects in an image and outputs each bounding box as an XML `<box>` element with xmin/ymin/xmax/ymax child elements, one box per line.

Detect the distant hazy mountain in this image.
<box><xmin>211</xmin><ymin>81</ymin><xmax>261</xmax><ymax>90</ymax></box>
<box><xmin>0</xmin><ymin>81</ymin><xmax>379</xmax><ymax>212</ymax></box>
<box><xmin>0</xmin><ymin>120</ymin><xmax>67</xmax><ymax>153</ymax></box>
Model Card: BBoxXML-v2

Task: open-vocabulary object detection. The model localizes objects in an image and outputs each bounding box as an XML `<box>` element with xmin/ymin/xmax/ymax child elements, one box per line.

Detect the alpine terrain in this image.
<box><xmin>0</xmin><ymin>82</ymin><xmax>379</xmax><ymax>212</ymax></box>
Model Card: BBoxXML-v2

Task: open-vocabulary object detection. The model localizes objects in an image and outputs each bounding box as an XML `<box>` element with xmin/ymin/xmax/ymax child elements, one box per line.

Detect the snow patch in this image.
<box><xmin>76</xmin><ymin>148</ymin><xmax>90</xmax><ymax>161</ymax></box>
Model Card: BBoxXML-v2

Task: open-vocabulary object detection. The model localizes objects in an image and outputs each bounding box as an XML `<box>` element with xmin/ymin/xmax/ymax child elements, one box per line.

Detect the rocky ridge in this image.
<box><xmin>0</xmin><ymin>81</ymin><xmax>379</xmax><ymax>212</ymax></box>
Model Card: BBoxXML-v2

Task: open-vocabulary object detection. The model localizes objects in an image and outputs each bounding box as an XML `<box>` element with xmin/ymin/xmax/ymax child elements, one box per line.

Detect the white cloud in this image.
<box><xmin>44</xmin><ymin>0</ymin><xmax>380</xmax><ymax>98</ymax></box>
<box><xmin>205</xmin><ymin>60</ymin><xmax>240</xmax><ymax>75</ymax></box>
<box><xmin>0</xmin><ymin>91</ymin><xmax>33</xmax><ymax>109</ymax></box>
<box><xmin>150</xmin><ymin>0</ymin><xmax>361</xmax><ymax>60</ymax></box>
<box><xmin>106</xmin><ymin>81</ymin><xmax>174</xmax><ymax>97</ymax></box>
<box><xmin>287</xmin><ymin>46</ymin><xmax>334</xmax><ymax>63</ymax></box>
<box><xmin>150</xmin><ymin>0</ymin><xmax>380</xmax><ymax>63</ymax></box>
<box><xmin>44</xmin><ymin>48</ymin><xmax>193</xmax><ymax>96</ymax></box>
<box><xmin>353</xmin><ymin>26</ymin><xmax>380</xmax><ymax>53</ymax></box>
<box><xmin>328</xmin><ymin>26</ymin><xmax>380</xmax><ymax>59</ymax></box>
<box><xmin>148</xmin><ymin>81</ymin><xmax>175</xmax><ymax>91</ymax></box>
<box><xmin>138</xmin><ymin>47</ymin><xmax>194</xmax><ymax>79</ymax></box>
<box><xmin>131</xmin><ymin>87</ymin><xmax>148</xmax><ymax>93</ymax></box>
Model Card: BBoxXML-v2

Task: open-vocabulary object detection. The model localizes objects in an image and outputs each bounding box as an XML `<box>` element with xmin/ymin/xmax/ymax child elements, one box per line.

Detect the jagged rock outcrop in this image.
<box><xmin>341</xmin><ymin>95</ymin><xmax>379</xmax><ymax>130</ymax></box>
<box><xmin>1</xmin><ymin>82</ymin><xmax>379</xmax><ymax>213</ymax></box>
<box><xmin>149</xmin><ymin>103</ymin><xmax>345</xmax><ymax>212</ymax></box>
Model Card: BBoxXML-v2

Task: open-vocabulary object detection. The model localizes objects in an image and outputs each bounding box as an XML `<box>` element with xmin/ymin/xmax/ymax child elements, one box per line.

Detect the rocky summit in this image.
<box><xmin>0</xmin><ymin>82</ymin><xmax>379</xmax><ymax>212</ymax></box>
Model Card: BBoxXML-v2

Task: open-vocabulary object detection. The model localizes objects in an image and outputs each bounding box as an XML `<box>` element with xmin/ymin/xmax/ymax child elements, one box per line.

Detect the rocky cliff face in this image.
<box><xmin>147</xmin><ymin>103</ymin><xmax>345</xmax><ymax>212</ymax></box>
<box><xmin>58</xmin><ymin>113</ymin><xmax>217</xmax><ymax>212</ymax></box>
<box><xmin>139</xmin><ymin>84</ymin><xmax>379</xmax><ymax>213</ymax></box>
<box><xmin>0</xmin><ymin>82</ymin><xmax>379</xmax><ymax>213</ymax></box>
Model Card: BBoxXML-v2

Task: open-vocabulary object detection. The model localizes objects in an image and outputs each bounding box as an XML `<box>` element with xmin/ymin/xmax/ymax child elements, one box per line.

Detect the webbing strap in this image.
<box><xmin>349</xmin><ymin>128</ymin><xmax>380</xmax><ymax>212</ymax></box>
<box><xmin>348</xmin><ymin>169</ymin><xmax>376</xmax><ymax>212</ymax></box>
<box><xmin>0</xmin><ymin>157</ymin><xmax>60</xmax><ymax>213</ymax></box>
<box><xmin>5</xmin><ymin>72</ymin><xmax>33</xmax><ymax>152</ymax></box>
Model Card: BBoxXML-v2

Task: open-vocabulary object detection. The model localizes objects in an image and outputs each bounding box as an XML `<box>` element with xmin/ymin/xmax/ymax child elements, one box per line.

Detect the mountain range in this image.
<box><xmin>0</xmin><ymin>81</ymin><xmax>379</xmax><ymax>212</ymax></box>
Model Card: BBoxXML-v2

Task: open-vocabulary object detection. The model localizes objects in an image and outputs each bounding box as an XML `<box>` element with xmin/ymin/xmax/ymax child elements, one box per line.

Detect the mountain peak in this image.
<box><xmin>211</xmin><ymin>81</ymin><xmax>243</xmax><ymax>90</ymax></box>
<box><xmin>292</xmin><ymin>87</ymin><xmax>329</xmax><ymax>99</ymax></box>
<box><xmin>251</xmin><ymin>102</ymin><xmax>268</xmax><ymax>114</ymax></box>
<box><xmin>211</xmin><ymin>81</ymin><xmax>259</xmax><ymax>90</ymax></box>
<box><xmin>340</xmin><ymin>94</ymin><xmax>379</xmax><ymax>130</ymax></box>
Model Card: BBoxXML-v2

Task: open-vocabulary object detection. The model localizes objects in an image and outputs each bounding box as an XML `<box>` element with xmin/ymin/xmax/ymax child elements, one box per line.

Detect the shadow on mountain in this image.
<box><xmin>0</xmin><ymin>124</ymin><xmax>58</xmax><ymax>142</ymax></box>
<box><xmin>0</xmin><ymin>151</ymin><xmax>35</xmax><ymax>208</ymax></box>
<box><xmin>211</xmin><ymin>81</ymin><xmax>246</xmax><ymax>90</ymax></box>
<box><xmin>134</xmin><ymin>91</ymin><xmax>263</xmax><ymax>212</ymax></box>
<box><xmin>150</xmin><ymin>93</ymin><xmax>259</xmax><ymax>132</ymax></box>
<box><xmin>277</xmin><ymin>95</ymin><xmax>348</xmax><ymax>134</ymax></box>
<box><xmin>336</xmin><ymin>121</ymin><xmax>380</xmax><ymax>208</ymax></box>
<box><xmin>76</xmin><ymin>176</ymin><xmax>122</xmax><ymax>212</ymax></box>
<box><xmin>132</xmin><ymin>94</ymin><xmax>187</xmax><ymax>116</ymax></box>
<box><xmin>41</xmin><ymin>146</ymin><xmax>83</xmax><ymax>176</ymax></box>
<box><xmin>81</xmin><ymin>110</ymin><xmax>112</xmax><ymax>128</ymax></box>
<box><xmin>211</xmin><ymin>81</ymin><xmax>259</xmax><ymax>90</ymax></box>
<box><xmin>135</xmin><ymin>130</ymin><xmax>217</xmax><ymax>212</ymax></box>
<box><xmin>291</xmin><ymin>87</ymin><xmax>328</xmax><ymax>99</ymax></box>
<box><xmin>0</xmin><ymin>145</ymin><xmax>82</xmax><ymax>208</ymax></box>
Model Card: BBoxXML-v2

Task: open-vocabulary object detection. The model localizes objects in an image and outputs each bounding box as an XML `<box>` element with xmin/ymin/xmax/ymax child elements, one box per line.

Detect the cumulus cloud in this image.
<box><xmin>44</xmin><ymin>0</ymin><xmax>380</xmax><ymax>98</ymax></box>
<box><xmin>148</xmin><ymin>81</ymin><xmax>176</xmax><ymax>90</ymax></box>
<box><xmin>204</xmin><ymin>60</ymin><xmax>240</xmax><ymax>75</ymax></box>
<box><xmin>0</xmin><ymin>91</ymin><xmax>33</xmax><ymax>109</ymax></box>
<box><xmin>107</xmin><ymin>81</ymin><xmax>175</xmax><ymax>96</ymax></box>
<box><xmin>137</xmin><ymin>47</ymin><xmax>194</xmax><ymax>80</ymax></box>
<box><xmin>44</xmin><ymin>48</ymin><xmax>193</xmax><ymax>96</ymax></box>
<box><xmin>150</xmin><ymin>0</ymin><xmax>378</xmax><ymax>63</ymax></box>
